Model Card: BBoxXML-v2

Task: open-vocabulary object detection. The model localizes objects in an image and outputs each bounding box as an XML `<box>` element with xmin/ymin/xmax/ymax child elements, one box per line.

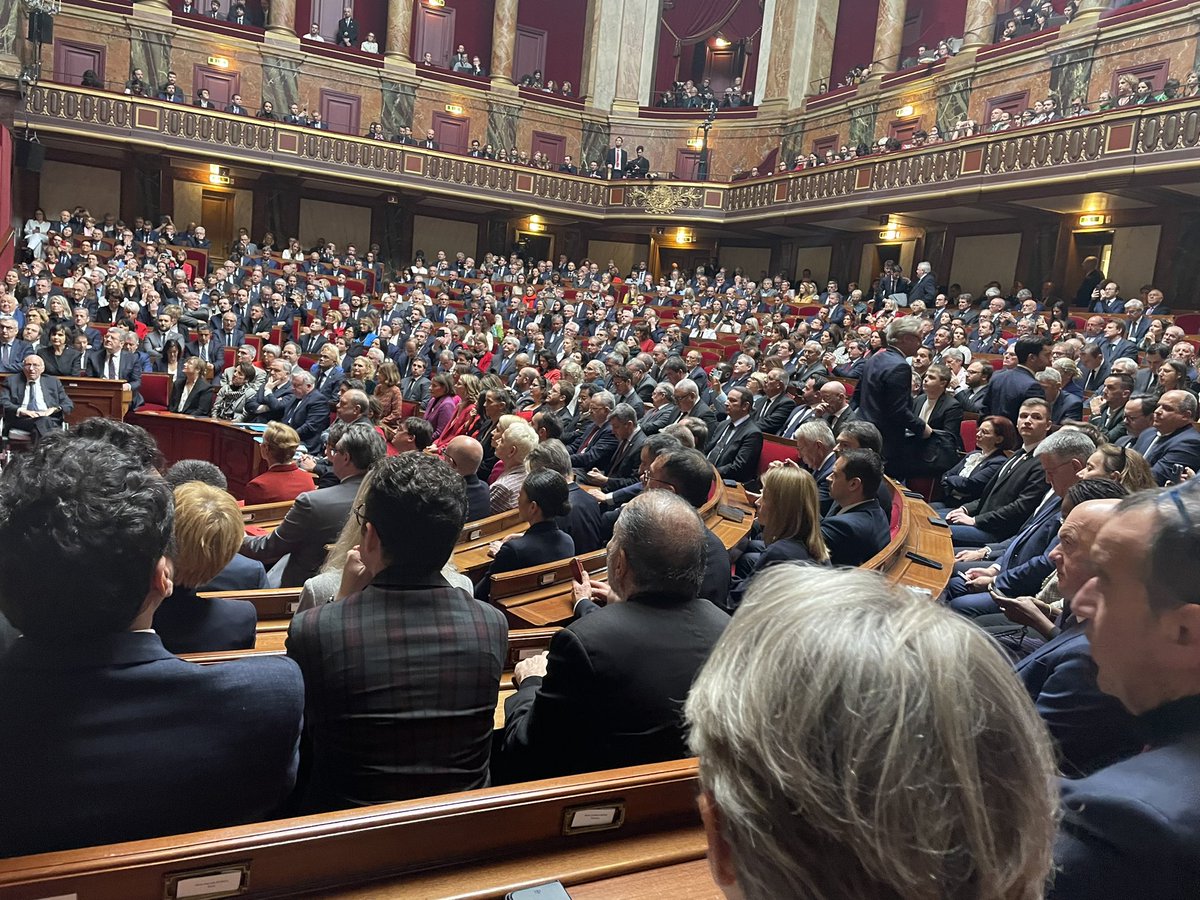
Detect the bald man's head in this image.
<box><xmin>445</xmin><ymin>435</ymin><xmax>483</xmax><ymax>473</ymax></box>
<box><xmin>819</xmin><ymin>380</ymin><xmax>848</xmax><ymax>411</ymax></box>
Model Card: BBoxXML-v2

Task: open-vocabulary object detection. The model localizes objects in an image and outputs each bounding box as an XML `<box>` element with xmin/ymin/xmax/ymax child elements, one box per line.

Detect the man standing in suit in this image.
<box><xmin>1050</xmin><ymin>488</ymin><xmax>1200</xmax><ymax>898</ymax></box>
<box><xmin>604</xmin><ymin>135</ymin><xmax>628</xmax><ymax>180</ymax></box>
<box><xmin>908</xmin><ymin>261</ymin><xmax>938</xmax><ymax>304</ymax></box>
<box><xmin>858</xmin><ymin>316</ymin><xmax>930</xmax><ymax>478</ymax></box>
<box><xmin>401</xmin><ymin>356</ymin><xmax>432</xmax><ymax>408</ymax></box>
<box><xmin>497</xmin><ymin>490</ymin><xmax>728</xmax><ymax>781</ymax></box>
<box><xmin>334</xmin><ymin>6</ymin><xmax>358</xmax><ymax>46</ymax></box>
<box><xmin>0</xmin><ymin>432</ymin><xmax>303</xmax><ymax>856</ymax></box>
<box><xmin>1</xmin><ymin>354</ymin><xmax>72</xmax><ymax>444</ymax></box>
<box><xmin>1143</xmin><ymin>390</ymin><xmax>1200</xmax><ymax>485</ymax></box>
<box><xmin>286</xmin><ymin>453</ymin><xmax>507</xmax><ymax>810</ymax></box>
<box><xmin>820</xmin><ymin>449</ymin><xmax>891</xmax><ymax>567</ymax></box>
<box><xmin>984</xmin><ymin>336</ymin><xmax>1051</xmax><ymax>426</ymax></box>
<box><xmin>705</xmin><ymin>387</ymin><xmax>763</xmax><ymax>483</ymax></box>
<box><xmin>87</xmin><ymin>327</ymin><xmax>143</xmax><ymax>408</ymax></box>
<box><xmin>242</xmin><ymin>422</ymin><xmax>385</xmax><ymax>586</ymax></box>
<box><xmin>280</xmin><ymin>371</ymin><xmax>332</xmax><ymax>453</ymax></box>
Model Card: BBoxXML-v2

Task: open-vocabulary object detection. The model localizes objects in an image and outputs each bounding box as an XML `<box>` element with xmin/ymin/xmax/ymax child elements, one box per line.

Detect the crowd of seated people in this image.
<box><xmin>516</xmin><ymin>68</ymin><xmax>574</xmax><ymax>98</ymax></box>
<box><xmin>656</xmin><ymin>76</ymin><xmax>752</xmax><ymax>109</ymax></box>
<box><xmin>998</xmin><ymin>0</ymin><xmax>1077</xmax><ymax>42</ymax></box>
<box><xmin>3</xmin><ymin>217</ymin><xmax>1200</xmax><ymax>897</ymax></box>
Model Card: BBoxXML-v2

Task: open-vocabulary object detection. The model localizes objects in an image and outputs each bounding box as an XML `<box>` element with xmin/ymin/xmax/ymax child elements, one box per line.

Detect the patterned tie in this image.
<box><xmin>107</xmin><ymin>356</ymin><xmax>117</xmax><ymax>379</ymax></box>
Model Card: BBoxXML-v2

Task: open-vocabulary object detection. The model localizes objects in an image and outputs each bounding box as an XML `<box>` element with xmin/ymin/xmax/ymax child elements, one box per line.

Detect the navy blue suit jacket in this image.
<box><xmin>993</xmin><ymin>494</ymin><xmax>1062</xmax><ymax>596</ymax></box>
<box><xmin>820</xmin><ymin>500</ymin><xmax>891</xmax><ymax>567</ymax></box>
<box><xmin>705</xmin><ymin>418</ymin><xmax>763</xmax><ymax>483</ymax></box>
<box><xmin>570</xmin><ymin>420</ymin><xmax>618</xmax><ymax>471</ymax></box>
<box><xmin>858</xmin><ymin>348</ymin><xmax>925</xmax><ymax>471</ymax></box>
<box><xmin>463</xmin><ymin>473</ymin><xmax>492</xmax><ymax>523</ymax></box>
<box><xmin>200</xmin><ymin>553</ymin><xmax>269</xmax><ymax>593</ymax></box>
<box><xmin>1016</xmin><ymin>623</ymin><xmax>1144</xmax><ymax>777</ymax></box>
<box><xmin>983</xmin><ymin>365</ymin><xmax>1042</xmax><ymax>426</ymax></box>
<box><xmin>281</xmin><ymin>392</ymin><xmax>332</xmax><ymax>452</ymax></box>
<box><xmin>1051</xmin><ymin>695</ymin><xmax>1200</xmax><ymax>899</ymax></box>
<box><xmin>152</xmin><ymin>587</ymin><xmax>258</xmax><ymax>654</ymax></box>
<box><xmin>0</xmin><ymin>632</ymin><xmax>302</xmax><ymax>856</ymax></box>
<box><xmin>1144</xmin><ymin>425</ymin><xmax>1200</xmax><ymax>486</ymax></box>
<box><xmin>476</xmin><ymin>522</ymin><xmax>575</xmax><ymax>603</ymax></box>
<box><xmin>560</xmin><ymin>482</ymin><xmax>605</xmax><ymax>554</ymax></box>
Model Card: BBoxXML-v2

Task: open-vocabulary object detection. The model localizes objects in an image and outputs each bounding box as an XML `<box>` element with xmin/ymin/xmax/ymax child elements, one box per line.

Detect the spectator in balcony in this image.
<box><xmin>1155</xmin><ymin>78</ymin><xmax>1180</xmax><ymax>102</ymax></box>
<box><xmin>124</xmin><ymin>67</ymin><xmax>148</xmax><ymax>97</ymax></box>
<box><xmin>256</xmin><ymin>100</ymin><xmax>277</xmax><ymax>120</ymax></box>
<box><xmin>180</xmin><ymin>0</ymin><xmax>197</xmax><ymax>13</ymax></box>
<box><xmin>559</xmin><ymin>154</ymin><xmax>578</xmax><ymax>175</ymax></box>
<box><xmin>303</xmin><ymin>23</ymin><xmax>325</xmax><ymax>42</ymax></box>
<box><xmin>225</xmin><ymin>93</ymin><xmax>248</xmax><ymax>115</ymax></box>
<box><xmin>283</xmin><ymin>103</ymin><xmax>306</xmax><ymax>125</ymax></box>
<box><xmin>421</xmin><ymin>51</ymin><xmax>434</xmax><ymax>67</ymax></box>
<box><xmin>360</xmin><ymin>32</ymin><xmax>378</xmax><ymax>53</ymax></box>
<box><xmin>1000</xmin><ymin>18</ymin><xmax>1019</xmax><ymax>41</ymax></box>
<box><xmin>335</xmin><ymin>7</ymin><xmax>358</xmax><ymax>47</ymax></box>
<box><xmin>226</xmin><ymin>0</ymin><xmax>249</xmax><ymax>26</ymax></box>
<box><xmin>81</xmin><ymin>69</ymin><xmax>103</xmax><ymax>89</ymax></box>
<box><xmin>157</xmin><ymin>71</ymin><xmax>184</xmax><ymax>104</ymax></box>
<box><xmin>451</xmin><ymin>45</ymin><xmax>472</xmax><ymax>72</ymax></box>
<box><xmin>366</xmin><ymin>122</ymin><xmax>385</xmax><ymax>141</ymax></box>
<box><xmin>206</xmin><ymin>0</ymin><xmax>221</xmax><ymax>17</ymax></box>
<box><xmin>1133</xmin><ymin>79</ymin><xmax>1154</xmax><ymax>105</ymax></box>
<box><xmin>1113</xmin><ymin>73</ymin><xmax>1138</xmax><ymax>107</ymax></box>
<box><xmin>310</xmin><ymin>110</ymin><xmax>329</xmax><ymax>130</ymax></box>
<box><xmin>627</xmin><ymin>146</ymin><xmax>649</xmax><ymax>179</ymax></box>
<box><xmin>561</xmin><ymin>81</ymin><xmax>573</xmax><ymax>97</ymax></box>
<box><xmin>419</xmin><ymin>129</ymin><xmax>438</xmax><ymax>150</ymax></box>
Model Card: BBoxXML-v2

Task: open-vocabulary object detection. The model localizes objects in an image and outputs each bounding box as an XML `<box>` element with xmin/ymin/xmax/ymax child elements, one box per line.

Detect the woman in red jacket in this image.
<box><xmin>243</xmin><ymin>422</ymin><xmax>316</xmax><ymax>504</ymax></box>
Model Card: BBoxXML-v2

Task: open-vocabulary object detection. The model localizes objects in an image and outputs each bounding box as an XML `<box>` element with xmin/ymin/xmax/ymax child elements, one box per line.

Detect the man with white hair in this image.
<box><xmin>86</xmin><ymin>327</ymin><xmax>144</xmax><ymax>408</ymax></box>
<box><xmin>858</xmin><ymin>316</ymin><xmax>930</xmax><ymax>477</ymax></box>
<box><xmin>908</xmin><ymin>260</ymin><xmax>937</xmax><ymax>303</ymax></box>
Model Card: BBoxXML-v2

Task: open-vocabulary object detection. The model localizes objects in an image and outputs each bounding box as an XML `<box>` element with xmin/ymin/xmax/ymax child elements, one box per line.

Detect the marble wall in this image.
<box><xmin>261</xmin><ymin>55</ymin><xmax>301</xmax><ymax>113</ymax></box>
<box><xmin>935</xmin><ymin>76</ymin><xmax>972</xmax><ymax>133</ymax></box>
<box><xmin>486</xmin><ymin>99</ymin><xmax>522</xmax><ymax>151</ymax></box>
<box><xmin>380</xmin><ymin>79</ymin><xmax>417</xmax><ymax>134</ymax></box>
<box><xmin>128</xmin><ymin>26</ymin><xmax>171</xmax><ymax>90</ymax></box>
<box><xmin>1049</xmin><ymin>48</ymin><xmax>1093</xmax><ymax>107</ymax></box>
<box><xmin>849</xmin><ymin>101</ymin><xmax>879</xmax><ymax>147</ymax></box>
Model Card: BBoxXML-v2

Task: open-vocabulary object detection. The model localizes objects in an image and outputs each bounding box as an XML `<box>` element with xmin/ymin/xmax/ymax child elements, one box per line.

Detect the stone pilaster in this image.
<box><xmin>490</xmin><ymin>0</ymin><xmax>518</xmax><ymax>91</ymax></box>
<box><xmin>384</xmin><ymin>0</ymin><xmax>413</xmax><ymax>64</ymax></box>
<box><xmin>962</xmin><ymin>0</ymin><xmax>999</xmax><ymax>49</ymax></box>
<box><xmin>870</xmin><ymin>0</ymin><xmax>907</xmax><ymax>76</ymax></box>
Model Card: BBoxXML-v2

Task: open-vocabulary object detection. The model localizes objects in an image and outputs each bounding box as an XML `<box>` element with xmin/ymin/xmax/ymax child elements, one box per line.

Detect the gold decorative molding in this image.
<box><xmin>627</xmin><ymin>183</ymin><xmax>704</xmax><ymax>215</ymax></box>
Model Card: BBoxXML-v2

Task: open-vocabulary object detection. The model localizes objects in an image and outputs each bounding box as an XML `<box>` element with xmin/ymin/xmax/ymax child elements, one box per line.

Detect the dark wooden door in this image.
<box><xmin>193</xmin><ymin>64</ymin><xmax>241</xmax><ymax>107</ymax></box>
<box><xmin>53</xmin><ymin>40</ymin><xmax>105</xmax><ymax>87</ymax></box>
<box><xmin>531</xmin><ymin>132</ymin><xmax>565</xmax><ymax>166</ymax></box>
<box><xmin>514</xmin><ymin>25</ymin><xmax>547</xmax><ymax>82</ymax></box>
<box><xmin>320</xmin><ymin>88</ymin><xmax>361</xmax><ymax>134</ymax></box>
<box><xmin>432</xmin><ymin>112</ymin><xmax>470</xmax><ymax>155</ymax></box>
<box><xmin>413</xmin><ymin>6</ymin><xmax>455</xmax><ymax>67</ymax></box>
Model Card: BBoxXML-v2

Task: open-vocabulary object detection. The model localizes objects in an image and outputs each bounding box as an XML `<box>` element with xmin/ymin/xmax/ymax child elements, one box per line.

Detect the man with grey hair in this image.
<box><xmin>672</xmin><ymin>377</ymin><xmax>718</xmax><ymax>436</ymax></box>
<box><xmin>685</xmin><ymin>566</ymin><xmax>1057</xmax><ymax>900</ymax></box>
<box><xmin>909</xmin><ymin>260</ymin><xmax>937</xmax><ymax>303</ymax></box>
<box><xmin>581</xmin><ymin>402</ymin><xmax>644</xmax><ymax>489</ymax></box>
<box><xmin>1037</xmin><ymin>367</ymin><xmax>1082</xmax><ymax>424</ymax></box>
<box><xmin>569</xmin><ymin>388</ymin><xmax>618</xmax><ymax>471</ymax></box>
<box><xmin>241</xmin><ymin>421</ymin><xmax>386</xmax><ymax>587</ymax></box>
<box><xmin>858</xmin><ymin>316</ymin><xmax>930</xmax><ymax>478</ymax></box>
<box><xmin>496</xmin><ymin>489</ymin><xmax>729</xmax><ymax>781</ymax></box>
<box><xmin>1144</xmin><ymin>389</ymin><xmax>1200</xmax><ymax>485</ymax></box>
<box><xmin>86</xmin><ymin>326</ymin><xmax>144</xmax><ymax>408</ymax></box>
<box><xmin>948</xmin><ymin>427</ymin><xmax>1095</xmax><ymax>616</ymax></box>
<box><xmin>793</xmin><ymin>419</ymin><xmax>837</xmax><ymax>515</ymax></box>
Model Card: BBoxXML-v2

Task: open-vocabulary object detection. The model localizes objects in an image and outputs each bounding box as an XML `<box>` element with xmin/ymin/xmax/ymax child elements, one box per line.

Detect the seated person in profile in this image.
<box><xmin>243</xmin><ymin>421</ymin><xmax>317</xmax><ymax>505</ymax></box>
<box><xmin>686</xmin><ymin>565</ymin><xmax>1057</xmax><ymax>899</ymax></box>
<box><xmin>0</xmin><ymin>433</ymin><xmax>303</xmax><ymax>857</ymax></box>
<box><xmin>820</xmin><ymin>448</ymin><xmax>891</xmax><ymax>567</ymax></box>
<box><xmin>496</xmin><ymin>490</ymin><xmax>729</xmax><ymax>782</ymax></box>
<box><xmin>153</xmin><ymin>482</ymin><xmax>258</xmax><ymax>654</ymax></box>
<box><xmin>286</xmin><ymin>454</ymin><xmax>508</xmax><ymax>811</ymax></box>
<box><xmin>475</xmin><ymin>470</ymin><xmax>575</xmax><ymax>603</ymax></box>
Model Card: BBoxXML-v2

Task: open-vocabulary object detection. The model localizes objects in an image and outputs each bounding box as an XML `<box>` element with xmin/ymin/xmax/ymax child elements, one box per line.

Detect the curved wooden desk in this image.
<box><xmin>133</xmin><ymin>410</ymin><xmax>268</xmax><ymax>498</ymax></box>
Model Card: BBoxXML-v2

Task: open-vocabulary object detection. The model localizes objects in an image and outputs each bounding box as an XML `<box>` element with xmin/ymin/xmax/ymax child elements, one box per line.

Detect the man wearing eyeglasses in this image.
<box><xmin>1</xmin><ymin>354</ymin><xmax>72</xmax><ymax>444</ymax></box>
<box><xmin>1050</xmin><ymin>487</ymin><xmax>1200</xmax><ymax>898</ymax></box>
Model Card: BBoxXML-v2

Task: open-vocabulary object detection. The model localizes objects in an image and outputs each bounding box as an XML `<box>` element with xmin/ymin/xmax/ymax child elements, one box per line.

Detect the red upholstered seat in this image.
<box><xmin>889</xmin><ymin>485</ymin><xmax>904</xmax><ymax>539</ymax></box>
<box><xmin>961</xmin><ymin>420</ymin><xmax>977</xmax><ymax>453</ymax></box>
<box><xmin>140</xmin><ymin>372</ymin><xmax>172</xmax><ymax>412</ymax></box>
<box><xmin>757</xmin><ymin>436</ymin><xmax>797</xmax><ymax>476</ymax></box>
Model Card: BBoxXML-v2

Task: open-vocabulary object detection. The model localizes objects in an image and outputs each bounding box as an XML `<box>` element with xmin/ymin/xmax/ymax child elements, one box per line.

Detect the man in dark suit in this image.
<box><xmin>1097</xmin><ymin>318</ymin><xmax>1139</xmax><ymax>366</ymax></box>
<box><xmin>570</xmin><ymin>391</ymin><xmax>619</xmax><ymax>472</ymax></box>
<box><xmin>1011</xmin><ymin>496</ymin><xmax>1145</xmax><ymax>778</ymax></box>
<box><xmin>580</xmin><ymin>403</ymin><xmax>645</xmax><ymax>490</ymax></box>
<box><xmin>445</xmin><ymin>435</ymin><xmax>492</xmax><ymax>522</ymax></box>
<box><xmin>820</xmin><ymin>449</ymin><xmax>892</xmax><ymax>567</ymax></box>
<box><xmin>496</xmin><ymin>489</ymin><xmax>728</xmax><ymax>782</ymax></box>
<box><xmin>983</xmin><ymin>336</ymin><xmax>1051</xmax><ymax>426</ymax></box>
<box><xmin>242</xmin><ymin>422</ymin><xmax>385</xmax><ymax>586</ymax></box>
<box><xmin>419</xmin><ymin>129</ymin><xmax>439</xmax><ymax>150</ymax></box>
<box><xmin>1143</xmin><ymin>390</ymin><xmax>1200</xmax><ymax>485</ymax></box>
<box><xmin>1050</xmin><ymin>488</ymin><xmax>1200</xmax><ymax>898</ymax></box>
<box><xmin>858</xmin><ymin>317</ymin><xmax>930</xmax><ymax>478</ymax></box>
<box><xmin>1040</xmin><ymin>369</ymin><xmax>1083</xmax><ymax>425</ymax></box>
<box><xmin>298</xmin><ymin>319</ymin><xmax>329</xmax><ymax>356</ymax></box>
<box><xmin>0</xmin><ymin>316</ymin><xmax>32</xmax><ymax>373</ymax></box>
<box><xmin>201</xmin><ymin>553</ymin><xmax>270</xmax><ymax>593</ymax></box>
<box><xmin>672</xmin><ymin>379</ymin><xmax>718</xmax><ymax>440</ymax></box>
<box><xmin>755</xmin><ymin>368</ymin><xmax>796</xmax><ymax>435</ymax></box>
<box><xmin>705</xmin><ymin>387</ymin><xmax>763</xmax><ymax>483</ymax></box>
<box><xmin>1</xmin><ymin>353</ymin><xmax>72</xmax><ymax>443</ymax></box>
<box><xmin>947</xmin><ymin>398</ymin><xmax>1051</xmax><ymax>545</ymax></box>
<box><xmin>955</xmin><ymin>359</ymin><xmax>992</xmax><ymax>414</ymax></box>
<box><xmin>187</xmin><ymin>324</ymin><xmax>222</xmax><ymax>374</ymax></box>
<box><xmin>1115</xmin><ymin>394</ymin><xmax>1156</xmax><ymax>451</ymax></box>
<box><xmin>0</xmin><ymin>432</ymin><xmax>303</xmax><ymax>856</ymax></box>
<box><xmin>400</xmin><ymin>357</ymin><xmax>432</xmax><ymax>409</ymax></box>
<box><xmin>907</xmin><ymin>261</ymin><xmax>938</xmax><ymax>304</ymax></box>
<box><xmin>244</xmin><ymin>359</ymin><xmax>295</xmax><ymax>423</ymax></box>
<box><xmin>334</xmin><ymin>6</ymin><xmax>358</xmax><ymax>46</ymax></box>
<box><xmin>280</xmin><ymin>371</ymin><xmax>333</xmax><ymax>453</ymax></box>
<box><xmin>286</xmin><ymin>453</ymin><xmax>507</xmax><ymax>810</ymax></box>
<box><xmin>1089</xmin><ymin>373</ymin><xmax>1132</xmax><ymax>443</ymax></box>
<box><xmin>168</xmin><ymin>357</ymin><xmax>214</xmax><ymax>416</ymax></box>
<box><xmin>311</xmin><ymin>345</ymin><xmax>345</xmax><ymax>401</ymax></box>
<box><xmin>604</xmin><ymin>135</ymin><xmax>628</xmax><ymax>180</ymax></box>
<box><xmin>86</xmin><ymin>327</ymin><xmax>143</xmax><ymax>408</ymax></box>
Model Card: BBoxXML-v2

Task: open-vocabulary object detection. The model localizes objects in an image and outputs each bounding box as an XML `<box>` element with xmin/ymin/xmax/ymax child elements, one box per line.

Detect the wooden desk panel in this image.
<box><xmin>58</xmin><ymin>376</ymin><xmax>130</xmax><ymax>424</ymax></box>
<box><xmin>132</xmin><ymin>411</ymin><xmax>266</xmax><ymax>498</ymax></box>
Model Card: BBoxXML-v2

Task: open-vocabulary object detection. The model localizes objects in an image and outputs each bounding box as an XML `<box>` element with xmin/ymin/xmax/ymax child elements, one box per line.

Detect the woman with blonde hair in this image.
<box><xmin>373</xmin><ymin>360</ymin><xmax>404</xmax><ymax>438</ymax></box>
<box><xmin>243</xmin><ymin>421</ymin><xmax>315</xmax><ymax>505</ymax></box>
<box><xmin>296</xmin><ymin>467</ymin><xmax>473</xmax><ymax>612</ymax></box>
<box><xmin>488</xmin><ymin>417</ymin><xmax>539</xmax><ymax>513</ymax></box>
<box><xmin>152</xmin><ymin>482</ymin><xmax>257</xmax><ymax>653</ymax></box>
<box><xmin>730</xmin><ymin>465</ymin><xmax>828</xmax><ymax>609</ymax></box>
<box><xmin>1079</xmin><ymin>443</ymin><xmax>1156</xmax><ymax>493</ymax></box>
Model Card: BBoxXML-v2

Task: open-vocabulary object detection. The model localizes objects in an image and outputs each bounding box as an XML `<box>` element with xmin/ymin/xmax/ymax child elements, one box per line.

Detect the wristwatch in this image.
<box><xmin>981</xmin><ymin>546</ymin><xmax>991</xmax><ymax>560</ymax></box>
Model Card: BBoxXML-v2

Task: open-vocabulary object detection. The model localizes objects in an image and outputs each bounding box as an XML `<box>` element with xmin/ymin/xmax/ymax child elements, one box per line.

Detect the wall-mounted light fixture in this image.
<box><xmin>425</xmin><ymin>0</ymin><xmax>445</xmax><ymax>6</ymax></box>
<box><xmin>686</xmin><ymin>137</ymin><xmax>704</xmax><ymax>150</ymax></box>
<box><xmin>878</xmin><ymin>215</ymin><xmax>901</xmax><ymax>241</ymax></box>
<box><xmin>675</xmin><ymin>228</ymin><xmax>694</xmax><ymax>244</ymax></box>
<box><xmin>208</xmin><ymin>163</ymin><xmax>231</xmax><ymax>185</ymax></box>
<box><xmin>713</xmin><ymin>34</ymin><xmax>730</xmax><ymax>48</ymax></box>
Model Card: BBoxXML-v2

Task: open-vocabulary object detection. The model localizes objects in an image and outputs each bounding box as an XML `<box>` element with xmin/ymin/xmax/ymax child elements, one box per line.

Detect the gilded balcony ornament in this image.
<box><xmin>628</xmin><ymin>183</ymin><xmax>704</xmax><ymax>215</ymax></box>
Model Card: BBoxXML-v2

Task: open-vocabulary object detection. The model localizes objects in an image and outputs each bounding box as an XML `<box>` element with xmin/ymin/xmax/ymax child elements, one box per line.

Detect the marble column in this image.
<box><xmin>133</xmin><ymin>0</ymin><xmax>172</xmax><ymax>14</ymax></box>
<box><xmin>384</xmin><ymin>0</ymin><xmax>413</xmax><ymax>63</ymax></box>
<box><xmin>759</xmin><ymin>0</ymin><xmax>838</xmax><ymax>109</ymax></box>
<box><xmin>583</xmin><ymin>0</ymin><xmax>623</xmax><ymax>111</ymax></box>
<box><xmin>266</xmin><ymin>0</ymin><xmax>296</xmax><ymax>39</ymax></box>
<box><xmin>612</xmin><ymin>0</ymin><xmax>658</xmax><ymax>110</ymax></box>
<box><xmin>490</xmin><ymin>0</ymin><xmax>518</xmax><ymax>88</ymax></box>
<box><xmin>1070</xmin><ymin>0</ymin><xmax>1107</xmax><ymax>25</ymax></box>
<box><xmin>962</xmin><ymin>0</ymin><xmax>1000</xmax><ymax>49</ymax></box>
<box><xmin>870</xmin><ymin>0</ymin><xmax>908</xmax><ymax>76</ymax></box>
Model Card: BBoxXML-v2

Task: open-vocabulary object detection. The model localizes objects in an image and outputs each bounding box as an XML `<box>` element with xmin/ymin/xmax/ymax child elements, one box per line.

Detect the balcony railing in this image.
<box><xmin>22</xmin><ymin>84</ymin><xmax>1200</xmax><ymax>222</ymax></box>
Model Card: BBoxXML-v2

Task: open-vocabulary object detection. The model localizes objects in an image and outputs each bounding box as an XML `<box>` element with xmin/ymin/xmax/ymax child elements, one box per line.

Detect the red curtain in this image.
<box><xmin>662</xmin><ymin>0</ymin><xmax>745</xmax><ymax>55</ymax></box>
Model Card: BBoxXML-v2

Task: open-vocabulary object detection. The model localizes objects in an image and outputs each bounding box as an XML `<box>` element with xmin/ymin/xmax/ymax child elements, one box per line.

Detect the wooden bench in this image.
<box><xmin>0</xmin><ymin>760</ymin><xmax>707</xmax><ymax>900</ymax></box>
<box><xmin>452</xmin><ymin>508</ymin><xmax>527</xmax><ymax>581</ymax></box>
<box><xmin>199</xmin><ymin>586</ymin><xmax>304</xmax><ymax>620</ymax></box>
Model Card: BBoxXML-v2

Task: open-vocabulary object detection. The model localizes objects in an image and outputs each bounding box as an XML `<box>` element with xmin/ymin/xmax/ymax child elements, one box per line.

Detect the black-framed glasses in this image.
<box><xmin>351</xmin><ymin>506</ymin><xmax>367</xmax><ymax>528</ymax></box>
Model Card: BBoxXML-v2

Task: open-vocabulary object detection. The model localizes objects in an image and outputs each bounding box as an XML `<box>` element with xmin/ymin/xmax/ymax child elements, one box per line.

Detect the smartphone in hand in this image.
<box><xmin>570</xmin><ymin>557</ymin><xmax>585</xmax><ymax>583</ymax></box>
